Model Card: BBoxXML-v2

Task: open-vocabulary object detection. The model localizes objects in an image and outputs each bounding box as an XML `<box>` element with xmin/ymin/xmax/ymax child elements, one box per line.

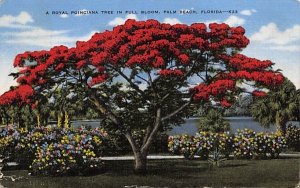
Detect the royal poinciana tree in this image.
<box><xmin>0</xmin><ymin>85</ymin><xmax>34</xmax><ymax>126</ymax></box>
<box><xmin>0</xmin><ymin>19</ymin><xmax>284</xmax><ymax>173</ymax></box>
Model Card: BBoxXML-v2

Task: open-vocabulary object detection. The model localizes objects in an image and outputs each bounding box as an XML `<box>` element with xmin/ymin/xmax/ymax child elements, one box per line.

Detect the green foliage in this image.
<box><xmin>168</xmin><ymin>132</ymin><xmax>233</xmax><ymax>160</ymax></box>
<box><xmin>168</xmin><ymin>129</ymin><xmax>287</xmax><ymax>160</ymax></box>
<box><xmin>232</xmin><ymin>129</ymin><xmax>285</xmax><ymax>159</ymax></box>
<box><xmin>224</xmin><ymin>94</ymin><xmax>253</xmax><ymax>116</ymax></box>
<box><xmin>286</xmin><ymin>124</ymin><xmax>300</xmax><ymax>151</ymax></box>
<box><xmin>102</xmin><ymin>129</ymin><xmax>169</xmax><ymax>155</ymax></box>
<box><xmin>208</xmin><ymin>148</ymin><xmax>227</xmax><ymax>167</ymax></box>
<box><xmin>251</xmin><ymin>79</ymin><xmax>299</xmax><ymax>133</ymax></box>
<box><xmin>198</xmin><ymin>109</ymin><xmax>230</xmax><ymax>132</ymax></box>
<box><xmin>0</xmin><ymin>126</ymin><xmax>107</xmax><ymax>176</ymax></box>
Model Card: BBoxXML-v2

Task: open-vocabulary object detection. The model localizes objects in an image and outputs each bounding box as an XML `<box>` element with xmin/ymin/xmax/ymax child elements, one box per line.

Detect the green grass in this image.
<box><xmin>1</xmin><ymin>157</ymin><xmax>299</xmax><ymax>188</ymax></box>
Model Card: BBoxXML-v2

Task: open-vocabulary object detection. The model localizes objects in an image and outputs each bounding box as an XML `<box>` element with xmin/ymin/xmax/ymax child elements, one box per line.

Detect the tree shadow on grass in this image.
<box><xmin>104</xmin><ymin>160</ymin><xmax>209</xmax><ymax>178</ymax></box>
<box><xmin>148</xmin><ymin>164</ymin><xmax>208</xmax><ymax>176</ymax></box>
<box><xmin>277</xmin><ymin>156</ymin><xmax>300</xmax><ymax>159</ymax></box>
<box><xmin>220</xmin><ymin>163</ymin><xmax>248</xmax><ymax>168</ymax></box>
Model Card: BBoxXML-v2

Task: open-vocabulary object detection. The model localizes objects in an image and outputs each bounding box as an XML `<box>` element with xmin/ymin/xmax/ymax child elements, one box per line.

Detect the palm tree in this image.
<box><xmin>250</xmin><ymin>79</ymin><xmax>299</xmax><ymax>134</ymax></box>
<box><xmin>198</xmin><ymin>109</ymin><xmax>230</xmax><ymax>132</ymax></box>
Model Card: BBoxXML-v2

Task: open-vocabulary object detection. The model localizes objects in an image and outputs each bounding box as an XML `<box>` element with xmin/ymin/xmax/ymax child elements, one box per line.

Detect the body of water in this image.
<box><xmin>71</xmin><ymin>117</ymin><xmax>300</xmax><ymax>135</ymax></box>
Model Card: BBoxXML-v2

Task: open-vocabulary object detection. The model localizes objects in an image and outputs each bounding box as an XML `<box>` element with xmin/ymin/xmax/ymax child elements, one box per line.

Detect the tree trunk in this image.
<box><xmin>275</xmin><ymin>113</ymin><xmax>287</xmax><ymax>135</ymax></box>
<box><xmin>57</xmin><ymin>113</ymin><xmax>62</xmax><ymax>128</ymax></box>
<box><xmin>17</xmin><ymin>110</ymin><xmax>24</xmax><ymax>128</ymax></box>
<box><xmin>134</xmin><ymin>151</ymin><xmax>147</xmax><ymax>175</ymax></box>
<box><xmin>37</xmin><ymin>114</ymin><xmax>41</xmax><ymax>127</ymax></box>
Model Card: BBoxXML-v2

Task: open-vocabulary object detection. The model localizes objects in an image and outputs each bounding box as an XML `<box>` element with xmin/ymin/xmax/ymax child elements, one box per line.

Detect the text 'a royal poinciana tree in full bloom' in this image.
<box><xmin>1</xmin><ymin>19</ymin><xmax>284</xmax><ymax>173</ymax></box>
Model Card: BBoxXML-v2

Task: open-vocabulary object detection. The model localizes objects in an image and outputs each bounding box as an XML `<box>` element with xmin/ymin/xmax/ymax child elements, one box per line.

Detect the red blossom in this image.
<box><xmin>5</xmin><ymin>19</ymin><xmax>284</xmax><ymax>109</ymax></box>
<box><xmin>89</xmin><ymin>74</ymin><xmax>108</xmax><ymax>86</ymax></box>
<box><xmin>153</xmin><ymin>57</ymin><xmax>165</xmax><ymax>67</ymax></box>
<box><xmin>252</xmin><ymin>90</ymin><xmax>267</xmax><ymax>97</ymax></box>
<box><xmin>220</xmin><ymin>99</ymin><xmax>232</xmax><ymax>107</ymax></box>
<box><xmin>0</xmin><ymin>85</ymin><xmax>34</xmax><ymax>106</ymax></box>
<box><xmin>55</xmin><ymin>63</ymin><xmax>65</xmax><ymax>71</ymax></box>
<box><xmin>76</xmin><ymin>60</ymin><xmax>86</xmax><ymax>69</ymax></box>
<box><xmin>159</xmin><ymin>69</ymin><xmax>184</xmax><ymax>77</ymax></box>
<box><xmin>178</xmin><ymin>54</ymin><xmax>190</xmax><ymax>65</ymax></box>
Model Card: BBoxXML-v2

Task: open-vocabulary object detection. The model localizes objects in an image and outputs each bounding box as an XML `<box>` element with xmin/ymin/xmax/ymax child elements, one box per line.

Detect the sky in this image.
<box><xmin>0</xmin><ymin>0</ymin><xmax>300</xmax><ymax>94</ymax></box>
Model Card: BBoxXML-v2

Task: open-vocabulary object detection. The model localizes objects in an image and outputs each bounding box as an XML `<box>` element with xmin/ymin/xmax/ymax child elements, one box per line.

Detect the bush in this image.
<box><xmin>168</xmin><ymin>129</ymin><xmax>287</xmax><ymax>160</ymax></box>
<box><xmin>0</xmin><ymin>126</ymin><xmax>107</xmax><ymax>176</ymax></box>
<box><xmin>198</xmin><ymin>109</ymin><xmax>230</xmax><ymax>133</ymax></box>
<box><xmin>0</xmin><ymin>126</ymin><xmax>168</xmax><ymax>175</ymax></box>
<box><xmin>254</xmin><ymin>132</ymin><xmax>286</xmax><ymax>159</ymax></box>
<box><xmin>168</xmin><ymin>132</ymin><xmax>232</xmax><ymax>159</ymax></box>
<box><xmin>30</xmin><ymin>135</ymin><xmax>104</xmax><ymax>176</ymax></box>
<box><xmin>232</xmin><ymin>129</ymin><xmax>286</xmax><ymax>159</ymax></box>
<box><xmin>286</xmin><ymin>125</ymin><xmax>300</xmax><ymax>151</ymax></box>
<box><xmin>232</xmin><ymin>129</ymin><xmax>256</xmax><ymax>159</ymax></box>
<box><xmin>168</xmin><ymin>134</ymin><xmax>197</xmax><ymax>159</ymax></box>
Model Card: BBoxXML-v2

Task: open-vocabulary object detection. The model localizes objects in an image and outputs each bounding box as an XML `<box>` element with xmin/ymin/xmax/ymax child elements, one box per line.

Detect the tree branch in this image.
<box><xmin>112</xmin><ymin>67</ymin><xmax>149</xmax><ymax>102</ymax></box>
<box><xmin>88</xmin><ymin>91</ymin><xmax>120</xmax><ymax>126</ymax></box>
<box><xmin>161</xmin><ymin>95</ymin><xmax>194</xmax><ymax>121</ymax></box>
<box><xmin>136</xmin><ymin>74</ymin><xmax>151</xmax><ymax>85</ymax></box>
<box><xmin>196</xmin><ymin>73</ymin><xmax>206</xmax><ymax>82</ymax></box>
<box><xmin>142</xmin><ymin>125</ymin><xmax>153</xmax><ymax>146</ymax></box>
<box><xmin>141</xmin><ymin>108</ymin><xmax>161</xmax><ymax>153</ymax></box>
<box><xmin>124</xmin><ymin>132</ymin><xmax>140</xmax><ymax>155</ymax></box>
<box><xmin>146</xmin><ymin>71</ymin><xmax>160</xmax><ymax>98</ymax></box>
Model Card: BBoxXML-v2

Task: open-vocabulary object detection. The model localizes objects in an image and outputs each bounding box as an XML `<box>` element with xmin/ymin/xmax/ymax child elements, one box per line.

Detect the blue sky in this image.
<box><xmin>0</xmin><ymin>0</ymin><xmax>300</xmax><ymax>94</ymax></box>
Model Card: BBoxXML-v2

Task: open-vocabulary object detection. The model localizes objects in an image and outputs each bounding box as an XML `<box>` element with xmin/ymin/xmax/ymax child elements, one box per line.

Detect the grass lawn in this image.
<box><xmin>1</xmin><ymin>157</ymin><xmax>299</xmax><ymax>188</ymax></box>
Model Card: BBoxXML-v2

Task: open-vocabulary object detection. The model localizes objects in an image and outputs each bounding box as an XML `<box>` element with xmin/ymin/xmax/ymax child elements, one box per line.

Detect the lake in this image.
<box><xmin>71</xmin><ymin>117</ymin><xmax>300</xmax><ymax>135</ymax></box>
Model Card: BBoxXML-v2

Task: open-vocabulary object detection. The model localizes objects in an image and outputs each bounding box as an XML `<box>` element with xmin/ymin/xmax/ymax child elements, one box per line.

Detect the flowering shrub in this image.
<box><xmin>0</xmin><ymin>126</ymin><xmax>106</xmax><ymax>176</ymax></box>
<box><xmin>217</xmin><ymin>132</ymin><xmax>234</xmax><ymax>157</ymax></box>
<box><xmin>168</xmin><ymin>134</ymin><xmax>196</xmax><ymax>159</ymax></box>
<box><xmin>232</xmin><ymin>129</ymin><xmax>286</xmax><ymax>159</ymax></box>
<box><xmin>0</xmin><ymin>126</ymin><xmax>31</xmax><ymax>166</ymax></box>
<box><xmin>168</xmin><ymin>132</ymin><xmax>232</xmax><ymax>159</ymax></box>
<box><xmin>286</xmin><ymin>125</ymin><xmax>300</xmax><ymax>151</ymax></box>
<box><xmin>168</xmin><ymin>129</ymin><xmax>287</xmax><ymax>160</ymax></box>
<box><xmin>232</xmin><ymin>129</ymin><xmax>256</xmax><ymax>159</ymax></box>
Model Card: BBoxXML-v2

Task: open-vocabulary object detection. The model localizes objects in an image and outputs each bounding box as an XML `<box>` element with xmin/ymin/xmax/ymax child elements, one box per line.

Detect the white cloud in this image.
<box><xmin>0</xmin><ymin>11</ymin><xmax>97</xmax><ymax>48</ymax></box>
<box><xmin>163</xmin><ymin>18</ymin><xmax>182</xmax><ymax>25</ymax></box>
<box><xmin>138</xmin><ymin>83</ymin><xmax>148</xmax><ymax>91</ymax></box>
<box><xmin>3</xmin><ymin>28</ymin><xmax>69</xmax><ymax>37</ymax></box>
<box><xmin>3</xmin><ymin>28</ymin><xmax>97</xmax><ymax>48</ymax></box>
<box><xmin>240</xmin><ymin>9</ymin><xmax>256</xmax><ymax>16</ymax></box>
<box><xmin>0</xmin><ymin>0</ymin><xmax>5</xmax><ymax>5</ymax></box>
<box><xmin>243</xmin><ymin>42</ymin><xmax>300</xmax><ymax>89</ymax></box>
<box><xmin>0</xmin><ymin>55</ymin><xmax>17</xmax><ymax>95</ymax></box>
<box><xmin>240</xmin><ymin>10</ymin><xmax>251</xmax><ymax>16</ymax></box>
<box><xmin>0</xmin><ymin>11</ymin><xmax>34</xmax><ymax>28</ymax></box>
<box><xmin>273</xmin><ymin>62</ymin><xmax>300</xmax><ymax>89</ymax></box>
<box><xmin>270</xmin><ymin>45</ymin><xmax>300</xmax><ymax>52</ymax></box>
<box><xmin>250</xmin><ymin>23</ymin><xmax>300</xmax><ymax>45</ymax></box>
<box><xmin>60</xmin><ymin>14</ymin><xmax>69</xmax><ymax>18</ymax></box>
<box><xmin>199</xmin><ymin>16</ymin><xmax>244</xmax><ymax>27</ymax></box>
<box><xmin>224</xmin><ymin>15</ymin><xmax>245</xmax><ymax>26</ymax></box>
<box><xmin>108</xmin><ymin>14</ymin><xmax>138</xmax><ymax>26</ymax></box>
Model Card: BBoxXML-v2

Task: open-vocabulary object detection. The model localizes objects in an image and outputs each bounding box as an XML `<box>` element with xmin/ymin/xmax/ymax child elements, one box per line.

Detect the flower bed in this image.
<box><xmin>168</xmin><ymin>129</ymin><xmax>287</xmax><ymax>160</ymax></box>
<box><xmin>0</xmin><ymin>126</ymin><xmax>107</xmax><ymax>176</ymax></box>
<box><xmin>286</xmin><ymin>125</ymin><xmax>300</xmax><ymax>151</ymax></box>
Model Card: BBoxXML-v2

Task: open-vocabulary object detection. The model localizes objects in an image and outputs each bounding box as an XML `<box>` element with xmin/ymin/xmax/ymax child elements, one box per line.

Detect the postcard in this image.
<box><xmin>0</xmin><ymin>0</ymin><xmax>299</xmax><ymax>187</ymax></box>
